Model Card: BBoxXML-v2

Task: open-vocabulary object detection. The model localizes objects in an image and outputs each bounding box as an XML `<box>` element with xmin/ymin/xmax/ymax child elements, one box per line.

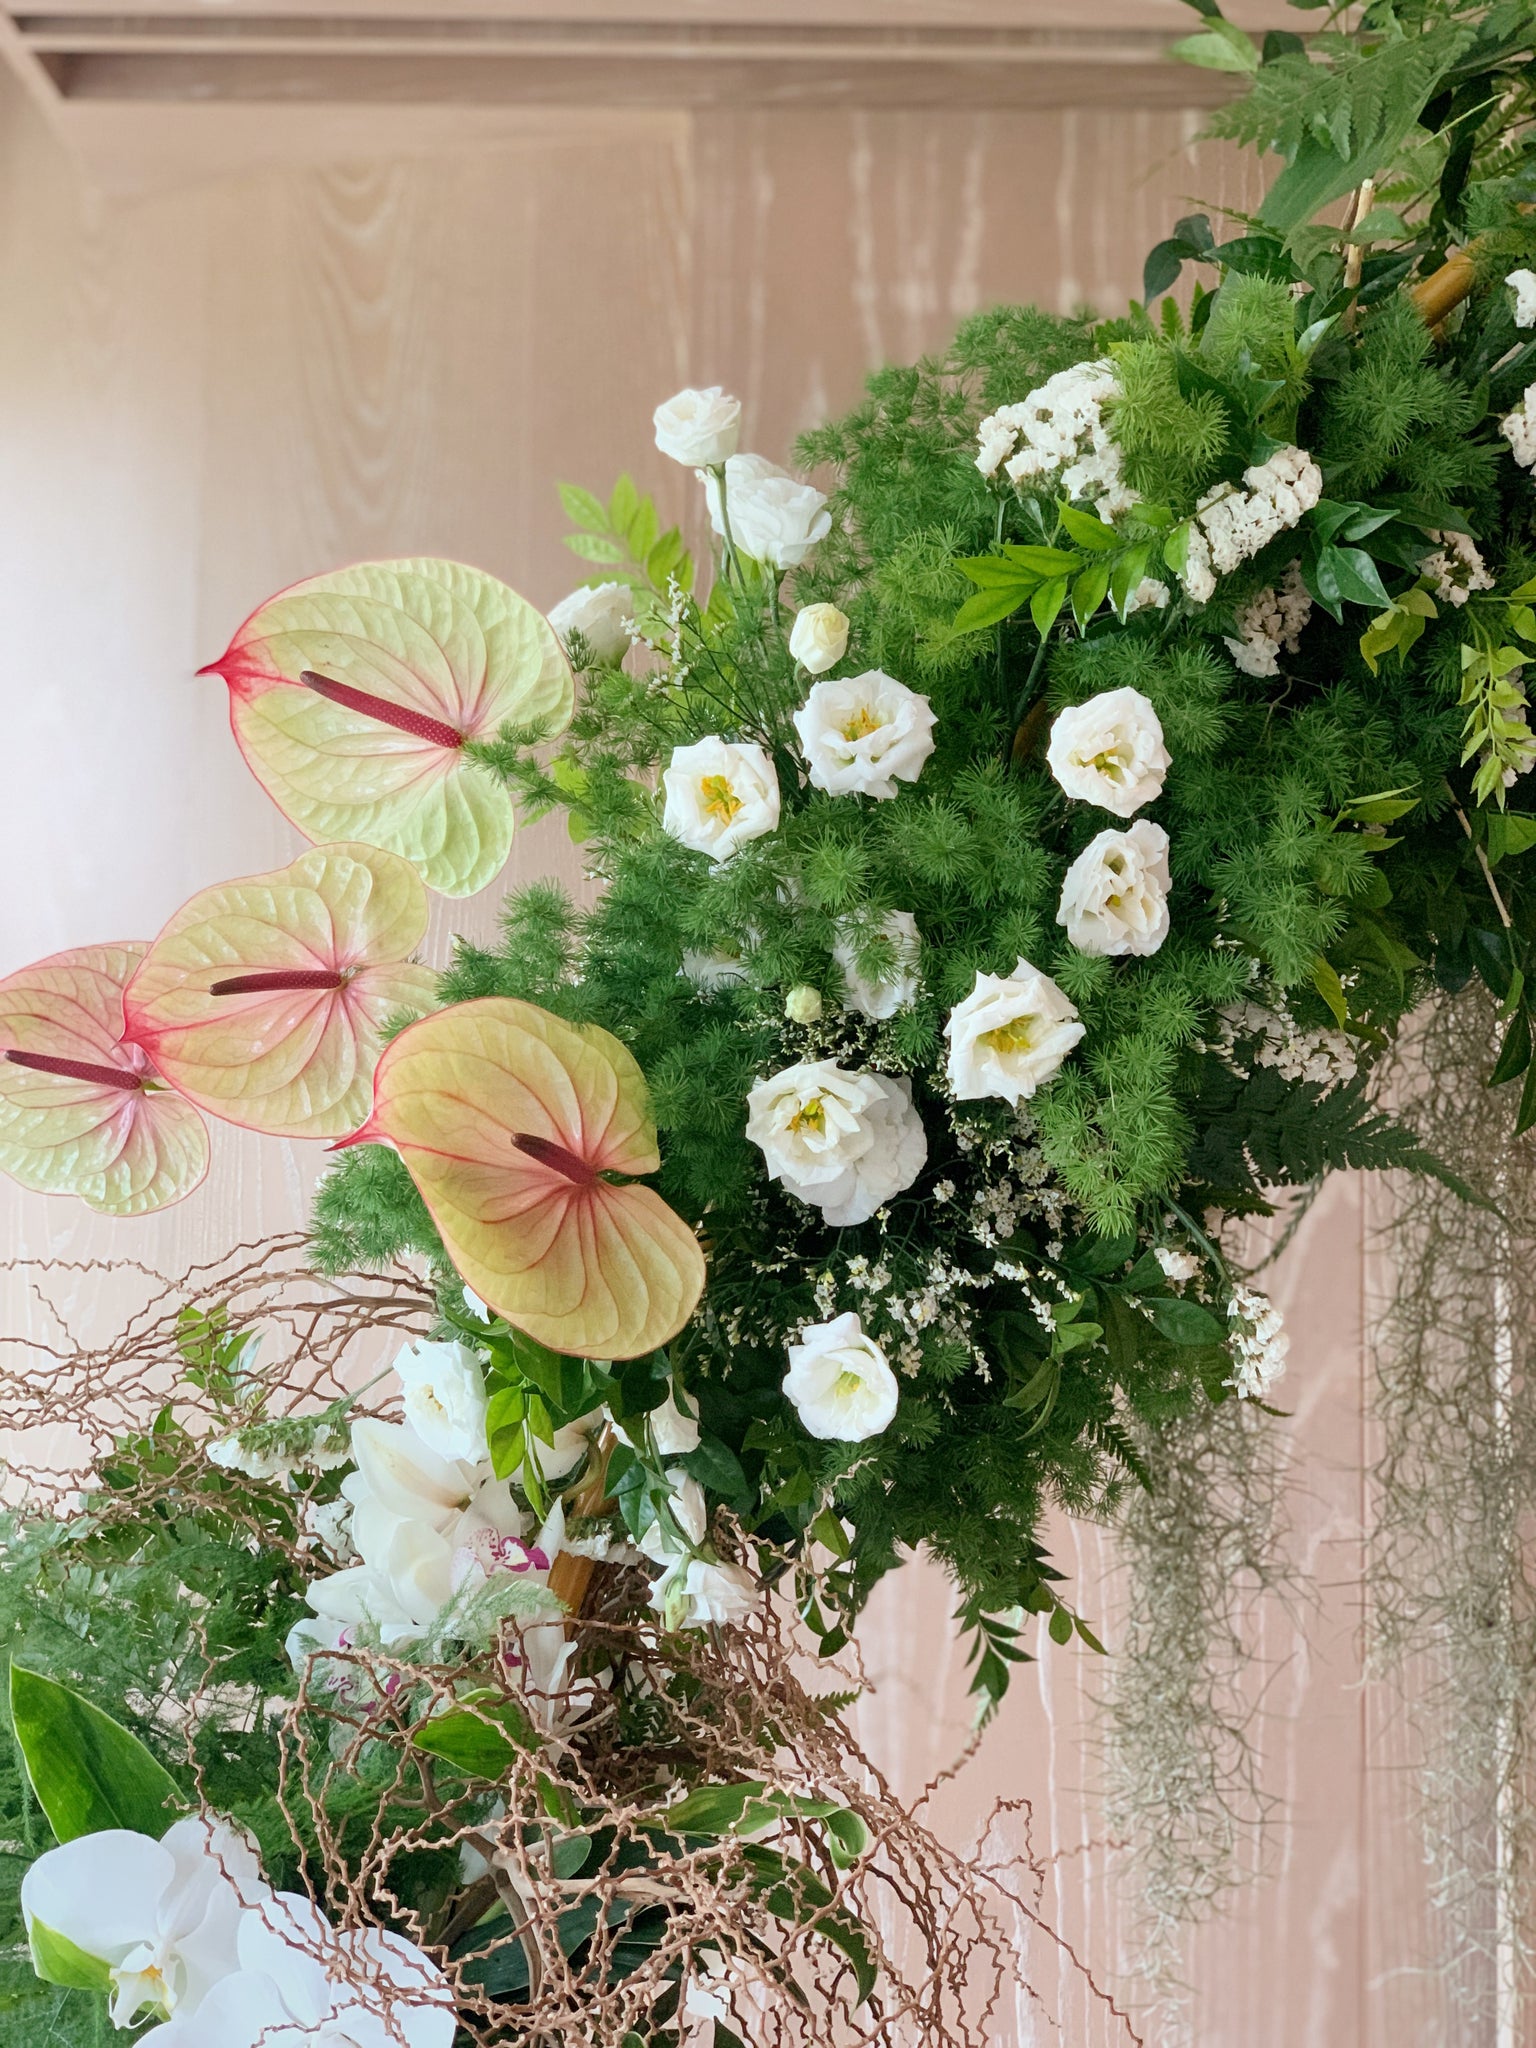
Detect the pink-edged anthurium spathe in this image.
<box><xmin>0</xmin><ymin>945</ymin><xmax>209</xmax><ymax>1214</ymax></box>
<box><xmin>122</xmin><ymin>844</ymin><xmax>438</xmax><ymax>1141</ymax></box>
<box><xmin>200</xmin><ymin>559</ymin><xmax>575</xmax><ymax>898</ymax></box>
<box><xmin>348</xmin><ymin>998</ymin><xmax>706</xmax><ymax>1361</ymax></box>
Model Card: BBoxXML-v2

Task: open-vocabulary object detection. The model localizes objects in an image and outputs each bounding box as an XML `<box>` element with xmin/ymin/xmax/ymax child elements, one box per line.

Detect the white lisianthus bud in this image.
<box><xmin>788</xmin><ymin>602</ymin><xmax>850</xmax><ymax>675</ymax></box>
<box><xmin>704</xmin><ymin>454</ymin><xmax>832</xmax><ymax>570</ymax></box>
<box><xmin>834</xmin><ymin>910</ymin><xmax>921</xmax><ymax>1020</ymax></box>
<box><xmin>1508</xmin><ymin>269</ymin><xmax>1536</xmax><ymax>329</ymax></box>
<box><xmin>546</xmin><ymin>581</ymin><xmax>633</xmax><ymax>665</ymax></box>
<box><xmin>1057</xmin><ymin>820</ymin><xmax>1171</xmax><ymax>958</ymax></box>
<box><xmin>783</xmin><ymin>1312</ymin><xmax>899</xmax><ymax>1442</ymax></box>
<box><xmin>785</xmin><ymin>984</ymin><xmax>824</xmax><ymax>1023</ymax></box>
<box><xmin>944</xmin><ymin>959</ymin><xmax>1085</xmax><ymax>1107</ymax></box>
<box><xmin>662</xmin><ymin>736</ymin><xmax>781</xmax><ymax>862</ymax></box>
<box><xmin>746</xmin><ymin>1058</ymin><xmax>927</xmax><ymax>1227</ymax></box>
<box><xmin>1046</xmin><ymin>687</ymin><xmax>1170</xmax><ymax>817</ymax></box>
<box><xmin>792</xmin><ymin>670</ymin><xmax>936</xmax><ymax>800</ymax></box>
<box><xmin>677</xmin><ymin>1558</ymin><xmax>758</xmax><ymax>1627</ymax></box>
<box><xmin>611</xmin><ymin>1387</ymin><xmax>702</xmax><ymax>1460</ymax></box>
<box><xmin>393</xmin><ymin>1338</ymin><xmax>489</xmax><ymax>1463</ymax></box>
<box><xmin>637</xmin><ymin>1473</ymin><xmax>709</xmax><ymax>1563</ymax></box>
<box><xmin>653</xmin><ymin>385</ymin><xmax>741</xmax><ymax>468</ymax></box>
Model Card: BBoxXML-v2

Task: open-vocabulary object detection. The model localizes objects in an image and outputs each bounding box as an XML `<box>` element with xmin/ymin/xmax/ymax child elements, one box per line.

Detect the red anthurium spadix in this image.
<box><xmin>349</xmin><ymin>998</ymin><xmax>706</xmax><ymax>1361</ymax></box>
<box><xmin>200</xmin><ymin>558</ymin><xmax>575</xmax><ymax>898</ymax></box>
<box><xmin>123</xmin><ymin>844</ymin><xmax>438</xmax><ymax>1140</ymax></box>
<box><xmin>0</xmin><ymin>945</ymin><xmax>210</xmax><ymax>1214</ymax></box>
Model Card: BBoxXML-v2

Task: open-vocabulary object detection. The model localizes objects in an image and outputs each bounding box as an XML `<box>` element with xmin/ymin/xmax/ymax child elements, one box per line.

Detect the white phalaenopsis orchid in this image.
<box><xmin>288</xmin><ymin>1419</ymin><xmax>561</xmax><ymax>1665</ymax></box>
<box><xmin>140</xmin><ymin>1890</ymin><xmax>455</xmax><ymax>2048</ymax></box>
<box><xmin>21</xmin><ymin>1816</ymin><xmax>268</xmax><ymax>2031</ymax></box>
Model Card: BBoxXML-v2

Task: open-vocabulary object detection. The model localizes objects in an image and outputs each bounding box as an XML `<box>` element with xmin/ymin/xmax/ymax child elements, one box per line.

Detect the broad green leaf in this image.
<box><xmin>122</xmin><ymin>844</ymin><xmax>435</xmax><ymax>1140</ymax></box>
<box><xmin>1171</xmin><ymin>23</ymin><xmax>1259</xmax><ymax>71</ymax></box>
<box><xmin>27</xmin><ymin>1917</ymin><xmax>113</xmax><ymax>1993</ymax></box>
<box><xmin>1142</xmin><ymin>1297</ymin><xmax>1225</xmax><ymax>1345</ymax></box>
<box><xmin>1110</xmin><ymin>543</ymin><xmax>1153</xmax><ymax>619</ymax></box>
<box><xmin>0</xmin><ymin>946</ymin><xmax>209</xmax><ymax>1216</ymax></box>
<box><xmin>1322</xmin><ymin>545</ymin><xmax>1393</xmax><ymax>611</ymax></box>
<box><xmin>952</xmin><ymin>583</ymin><xmax>1034</xmax><ymax>635</ymax></box>
<box><xmin>202</xmin><ymin>559</ymin><xmax>574</xmax><ymax>897</ymax></box>
<box><xmin>1030</xmin><ymin>577</ymin><xmax>1070</xmax><ymax>638</ymax></box>
<box><xmin>1003</xmin><ymin>543</ymin><xmax>1082</xmax><ymax>577</ymax></box>
<box><xmin>1048</xmin><ymin>1605</ymin><xmax>1074</xmax><ymax>1646</ymax></box>
<box><xmin>1055</xmin><ymin>504</ymin><xmax>1118</xmax><ymax>553</ymax></box>
<box><xmin>1071</xmin><ymin>559</ymin><xmax>1112</xmax><ymax>629</ymax></box>
<box><xmin>413</xmin><ymin>1695</ymin><xmax>538</xmax><ymax>1779</ymax></box>
<box><xmin>1485</xmin><ymin>813</ymin><xmax>1536</xmax><ymax>863</ymax></box>
<box><xmin>1489</xmin><ymin>1006</ymin><xmax>1532</xmax><ymax>1088</ymax></box>
<box><xmin>608</xmin><ymin>473</ymin><xmax>641</xmax><ymax>536</ymax></box>
<box><xmin>1312</xmin><ymin>953</ymin><xmax>1350</xmax><ymax>1028</ymax></box>
<box><xmin>740</xmin><ymin>1845</ymin><xmax>879</xmax><ymax>2002</ymax></box>
<box><xmin>10</xmin><ymin>1665</ymin><xmax>186</xmax><ymax>1843</ymax></box>
<box><xmin>355</xmin><ymin>998</ymin><xmax>705</xmax><ymax>1359</ymax></box>
<box><xmin>558</xmin><ymin>483</ymin><xmax>608</xmax><ymax>532</ymax></box>
<box><xmin>565</xmin><ymin>533</ymin><xmax>626</xmax><ymax>565</ymax></box>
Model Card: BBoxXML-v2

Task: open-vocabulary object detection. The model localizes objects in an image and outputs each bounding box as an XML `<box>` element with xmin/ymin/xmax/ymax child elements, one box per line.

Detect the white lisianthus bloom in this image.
<box><xmin>546</xmin><ymin>581</ymin><xmax>633</xmax><ymax>665</ymax></box>
<box><xmin>783</xmin><ymin>1311</ymin><xmax>899</xmax><ymax>1442</ymax></box>
<box><xmin>653</xmin><ymin>385</ymin><xmax>741</xmax><ymax>468</ymax></box>
<box><xmin>944</xmin><ymin>960</ymin><xmax>1086</xmax><ymax>1107</ymax></box>
<box><xmin>677</xmin><ymin>1559</ymin><xmax>758</xmax><ymax>1627</ymax></box>
<box><xmin>392</xmin><ymin>1338</ymin><xmax>489</xmax><ymax>1463</ymax></box>
<box><xmin>704</xmin><ymin>454</ymin><xmax>832</xmax><ymax>570</ymax></box>
<box><xmin>140</xmin><ymin>1889</ymin><xmax>455</xmax><ymax>2048</ymax></box>
<box><xmin>611</xmin><ymin>1387</ymin><xmax>702</xmax><ymax>1459</ymax></box>
<box><xmin>662</xmin><ymin>736</ymin><xmax>781</xmax><ymax>862</ymax></box>
<box><xmin>1046</xmin><ymin>687</ymin><xmax>1170</xmax><ymax>817</ymax></box>
<box><xmin>746</xmin><ymin>1060</ymin><xmax>927</xmax><ymax>1227</ymax></box>
<box><xmin>1057</xmin><ymin>820</ymin><xmax>1172</xmax><ymax>958</ymax></box>
<box><xmin>681</xmin><ymin>945</ymin><xmax>750</xmax><ymax>989</ymax></box>
<box><xmin>22</xmin><ymin>1816</ymin><xmax>268</xmax><ymax>2032</ymax></box>
<box><xmin>1509</xmin><ymin>269</ymin><xmax>1536</xmax><ymax>328</ymax></box>
<box><xmin>834</xmin><ymin>910</ymin><xmax>921</xmax><ymax>1020</ymax></box>
<box><xmin>792</xmin><ymin>670</ymin><xmax>936</xmax><ymax>799</ymax></box>
<box><xmin>788</xmin><ymin>602</ymin><xmax>850</xmax><ymax>675</ymax></box>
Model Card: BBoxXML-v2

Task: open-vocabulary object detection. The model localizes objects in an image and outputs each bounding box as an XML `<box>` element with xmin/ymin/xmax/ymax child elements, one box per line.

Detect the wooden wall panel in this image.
<box><xmin>0</xmin><ymin>57</ymin><xmax>1471</xmax><ymax>2046</ymax></box>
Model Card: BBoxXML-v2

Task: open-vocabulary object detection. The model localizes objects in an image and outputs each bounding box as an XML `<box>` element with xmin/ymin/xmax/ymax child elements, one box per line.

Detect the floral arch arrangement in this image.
<box><xmin>5</xmin><ymin>1</ymin><xmax>1536</xmax><ymax>2037</ymax></box>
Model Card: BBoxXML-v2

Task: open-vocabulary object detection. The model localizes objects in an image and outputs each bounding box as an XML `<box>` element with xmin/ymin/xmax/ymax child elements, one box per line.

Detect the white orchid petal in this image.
<box><xmin>237</xmin><ymin>1895</ymin><xmax>336</xmax><ymax>2026</ymax></box>
<box><xmin>349</xmin><ymin>1418</ymin><xmax>471</xmax><ymax>1522</ymax></box>
<box><xmin>137</xmin><ymin>1967</ymin><xmax>298</xmax><ymax>2048</ymax></box>
<box><xmin>21</xmin><ymin>1831</ymin><xmax>173</xmax><ymax>1958</ymax></box>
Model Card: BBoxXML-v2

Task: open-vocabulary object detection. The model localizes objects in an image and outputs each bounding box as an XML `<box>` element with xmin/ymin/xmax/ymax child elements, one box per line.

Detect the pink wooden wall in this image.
<box><xmin>0</xmin><ymin>54</ymin><xmax>1476</xmax><ymax>2043</ymax></box>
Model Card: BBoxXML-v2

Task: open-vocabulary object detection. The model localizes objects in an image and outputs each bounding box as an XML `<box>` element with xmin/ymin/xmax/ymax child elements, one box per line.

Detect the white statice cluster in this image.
<box><xmin>1215</xmin><ymin>997</ymin><xmax>1359</xmax><ymax>1089</ymax></box>
<box><xmin>1124</xmin><ymin>576</ymin><xmax>1171</xmax><ymax>615</ymax></box>
<box><xmin>958</xmin><ymin>1126</ymin><xmax>1069</xmax><ymax>1250</ymax></box>
<box><xmin>1154</xmin><ymin>1245</ymin><xmax>1202</xmax><ymax>1289</ymax></box>
<box><xmin>1223</xmin><ymin>561</ymin><xmax>1312</xmax><ymax>677</ymax></box>
<box><xmin>974</xmin><ymin>359</ymin><xmax>1138</xmax><ymax>520</ymax></box>
<box><xmin>21</xmin><ymin>1816</ymin><xmax>453</xmax><ymax>2047</ymax></box>
<box><xmin>1176</xmin><ymin>446</ymin><xmax>1323</xmax><ymax>604</ymax></box>
<box><xmin>1225</xmin><ymin>1283</ymin><xmax>1289</xmax><ymax>1400</ymax></box>
<box><xmin>1508</xmin><ymin>268</ymin><xmax>1536</xmax><ymax>329</ymax></box>
<box><xmin>745</xmin><ymin>1059</ymin><xmax>927</xmax><ymax>1226</ymax></box>
<box><xmin>1422</xmin><ymin>528</ymin><xmax>1495</xmax><ymax>606</ymax></box>
<box><xmin>1502</xmin><ymin>382</ymin><xmax>1536</xmax><ymax>469</ymax></box>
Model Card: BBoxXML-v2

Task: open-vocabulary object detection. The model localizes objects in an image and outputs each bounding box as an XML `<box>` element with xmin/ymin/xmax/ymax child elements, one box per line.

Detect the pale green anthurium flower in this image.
<box><xmin>21</xmin><ymin>1815</ymin><xmax>268</xmax><ymax>2030</ymax></box>
<box><xmin>139</xmin><ymin>1890</ymin><xmax>455</xmax><ymax>2048</ymax></box>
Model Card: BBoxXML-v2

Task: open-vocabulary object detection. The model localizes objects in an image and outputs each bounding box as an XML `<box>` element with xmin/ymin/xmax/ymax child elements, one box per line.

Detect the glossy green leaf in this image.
<box><xmin>10</xmin><ymin>1665</ymin><xmax>186</xmax><ymax>1844</ymax></box>
<box><xmin>1055</xmin><ymin>504</ymin><xmax>1118</xmax><ymax>553</ymax></box>
<box><xmin>1030</xmin><ymin>576</ymin><xmax>1070</xmax><ymax>638</ymax></box>
<box><xmin>1142</xmin><ymin>1297</ymin><xmax>1225</xmax><ymax>1345</ymax></box>
<box><xmin>413</xmin><ymin>1695</ymin><xmax>539</xmax><ymax>1779</ymax></box>
<box><xmin>1490</xmin><ymin>1006</ymin><xmax>1533</xmax><ymax>1088</ymax></box>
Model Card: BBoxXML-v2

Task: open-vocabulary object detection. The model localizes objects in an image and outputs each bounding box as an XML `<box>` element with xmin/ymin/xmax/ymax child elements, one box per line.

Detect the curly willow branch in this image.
<box><xmin>0</xmin><ymin>1242</ymin><xmax>1141</xmax><ymax>2046</ymax></box>
<box><xmin>1372</xmin><ymin>989</ymin><xmax>1536</xmax><ymax>2023</ymax></box>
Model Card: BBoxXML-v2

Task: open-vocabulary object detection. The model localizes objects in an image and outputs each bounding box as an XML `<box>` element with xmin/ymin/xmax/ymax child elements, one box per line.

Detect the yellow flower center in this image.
<box><xmin>699</xmin><ymin>774</ymin><xmax>743</xmax><ymax>822</ymax></box>
<box><xmin>833</xmin><ymin>1368</ymin><xmax>865</xmax><ymax>1398</ymax></box>
<box><xmin>840</xmin><ymin>705</ymin><xmax>883</xmax><ymax>742</ymax></box>
<box><xmin>1085</xmin><ymin>746</ymin><xmax>1128</xmax><ymax>781</ymax></box>
<box><xmin>789</xmin><ymin>1095</ymin><xmax>827</xmax><ymax>1134</ymax></box>
<box><xmin>979</xmin><ymin>1015</ymin><xmax>1036</xmax><ymax>1057</ymax></box>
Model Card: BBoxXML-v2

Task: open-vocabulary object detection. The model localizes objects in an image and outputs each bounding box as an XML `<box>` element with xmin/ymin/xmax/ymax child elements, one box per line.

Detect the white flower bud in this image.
<box><xmin>788</xmin><ymin>603</ymin><xmax>850</xmax><ymax>675</ymax></box>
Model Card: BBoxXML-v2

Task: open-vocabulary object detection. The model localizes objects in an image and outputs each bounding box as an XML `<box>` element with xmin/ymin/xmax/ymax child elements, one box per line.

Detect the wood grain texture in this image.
<box><xmin>0</xmin><ymin>58</ymin><xmax>1480</xmax><ymax>2044</ymax></box>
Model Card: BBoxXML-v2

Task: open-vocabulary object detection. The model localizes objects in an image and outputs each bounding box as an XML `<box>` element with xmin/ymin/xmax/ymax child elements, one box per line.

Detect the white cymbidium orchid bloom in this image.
<box><xmin>140</xmin><ymin>1890</ymin><xmax>455</xmax><ymax>2048</ymax></box>
<box><xmin>21</xmin><ymin>1816</ymin><xmax>268</xmax><ymax>2031</ymax></box>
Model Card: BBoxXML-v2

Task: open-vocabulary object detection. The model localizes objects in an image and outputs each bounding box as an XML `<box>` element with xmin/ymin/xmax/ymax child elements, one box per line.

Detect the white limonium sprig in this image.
<box><xmin>1501</xmin><ymin>381</ymin><xmax>1536</xmax><ymax>468</ymax></box>
<box><xmin>1046</xmin><ymin>686</ymin><xmax>1170</xmax><ymax>818</ymax></box>
<box><xmin>975</xmin><ymin>359</ymin><xmax>1138</xmax><ymax>521</ymax></box>
<box><xmin>1225</xmin><ymin>1283</ymin><xmax>1289</xmax><ymax>1400</ymax></box>
<box><xmin>1223</xmin><ymin>561</ymin><xmax>1312</xmax><ymax>678</ymax></box>
<box><xmin>792</xmin><ymin>670</ymin><xmax>936</xmax><ymax>799</ymax></box>
<box><xmin>746</xmin><ymin>1059</ymin><xmax>927</xmax><ymax>1227</ymax></box>
<box><xmin>1057</xmin><ymin>820</ymin><xmax>1171</xmax><ymax>958</ymax></box>
<box><xmin>944</xmin><ymin>960</ymin><xmax>1086</xmax><ymax>1108</ymax></box>
<box><xmin>661</xmin><ymin>736</ymin><xmax>781</xmax><ymax>862</ymax></box>
<box><xmin>1422</xmin><ymin>528</ymin><xmax>1495</xmax><ymax>606</ymax></box>
<box><xmin>783</xmin><ymin>1311</ymin><xmax>900</xmax><ymax>1442</ymax></box>
<box><xmin>1508</xmin><ymin>268</ymin><xmax>1536</xmax><ymax>329</ymax></box>
<box><xmin>1172</xmin><ymin>445</ymin><xmax>1322</xmax><ymax>604</ymax></box>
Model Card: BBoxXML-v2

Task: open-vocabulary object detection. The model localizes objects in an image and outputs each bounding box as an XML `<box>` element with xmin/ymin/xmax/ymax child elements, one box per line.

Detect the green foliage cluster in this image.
<box><xmin>312</xmin><ymin>0</ymin><xmax>1536</xmax><ymax>1701</ymax></box>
